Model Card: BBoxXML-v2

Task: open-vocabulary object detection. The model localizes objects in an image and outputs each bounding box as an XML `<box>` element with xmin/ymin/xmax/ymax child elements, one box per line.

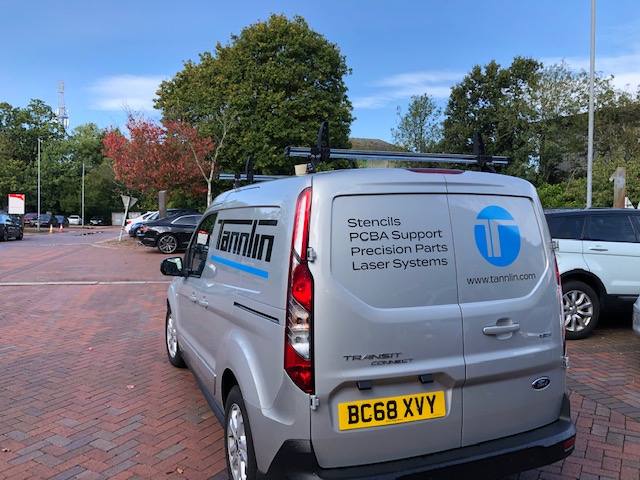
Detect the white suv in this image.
<box><xmin>546</xmin><ymin>208</ymin><xmax>640</xmax><ymax>339</ymax></box>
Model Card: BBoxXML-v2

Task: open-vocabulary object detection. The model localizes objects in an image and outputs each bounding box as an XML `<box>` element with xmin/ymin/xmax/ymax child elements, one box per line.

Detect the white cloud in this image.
<box><xmin>352</xmin><ymin>70</ymin><xmax>463</xmax><ymax>110</ymax></box>
<box><xmin>547</xmin><ymin>46</ymin><xmax>640</xmax><ymax>92</ymax></box>
<box><xmin>88</xmin><ymin>74</ymin><xmax>166</xmax><ymax>112</ymax></box>
<box><xmin>356</xmin><ymin>43</ymin><xmax>640</xmax><ymax>113</ymax></box>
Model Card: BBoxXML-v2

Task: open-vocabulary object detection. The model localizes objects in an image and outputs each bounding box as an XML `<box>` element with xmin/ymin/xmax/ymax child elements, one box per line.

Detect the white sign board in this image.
<box><xmin>8</xmin><ymin>194</ymin><xmax>25</xmax><ymax>215</ymax></box>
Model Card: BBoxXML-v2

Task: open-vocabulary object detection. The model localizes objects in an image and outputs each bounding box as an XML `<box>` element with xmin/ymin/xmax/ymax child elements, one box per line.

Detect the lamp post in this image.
<box><xmin>82</xmin><ymin>162</ymin><xmax>85</xmax><ymax>227</ymax></box>
<box><xmin>37</xmin><ymin>137</ymin><xmax>42</xmax><ymax>232</ymax></box>
<box><xmin>586</xmin><ymin>0</ymin><xmax>596</xmax><ymax>208</ymax></box>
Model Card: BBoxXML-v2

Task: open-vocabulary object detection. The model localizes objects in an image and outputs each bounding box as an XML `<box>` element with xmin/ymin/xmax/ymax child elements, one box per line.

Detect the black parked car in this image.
<box><xmin>55</xmin><ymin>215</ymin><xmax>70</xmax><ymax>228</ymax></box>
<box><xmin>36</xmin><ymin>214</ymin><xmax>59</xmax><ymax>228</ymax></box>
<box><xmin>0</xmin><ymin>213</ymin><xmax>23</xmax><ymax>241</ymax></box>
<box><xmin>89</xmin><ymin>216</ymin><xmax>106</xmax><ymax>226</ymax></box>
<box><xmin>137</xmin><ymin>213</ymin><xmax>202</xmax><ymax>254</ymax></box>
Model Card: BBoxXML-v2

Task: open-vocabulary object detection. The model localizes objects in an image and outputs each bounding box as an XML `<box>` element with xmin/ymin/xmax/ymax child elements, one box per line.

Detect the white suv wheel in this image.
<box><xmin>562</xmin><ymin>280</ymin><xmax>600</xmax><ymax>340</ymax></box>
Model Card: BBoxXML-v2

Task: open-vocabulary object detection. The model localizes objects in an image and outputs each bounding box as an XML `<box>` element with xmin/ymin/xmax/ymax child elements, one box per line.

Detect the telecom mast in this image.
<box><xmin>56</xmin><ymin>80</ymin><xmax>70</xmax><ymax>130</ymax></box>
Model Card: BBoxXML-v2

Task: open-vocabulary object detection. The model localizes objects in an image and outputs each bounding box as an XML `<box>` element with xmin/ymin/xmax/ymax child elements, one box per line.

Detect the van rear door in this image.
<box><xmin>308</xmin><ymin>169</ymin><xmax>465</xmax><ymax>468</ymax></box>
<box><xmin>446</xmin><ymin>177</ymin><xmax>566</xmax><ymax>446</ymax></box>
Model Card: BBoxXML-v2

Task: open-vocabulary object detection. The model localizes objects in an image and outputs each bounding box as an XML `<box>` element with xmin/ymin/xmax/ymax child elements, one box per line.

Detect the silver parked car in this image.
<box><xmin>68</xmin><ymin>215</ymin><xmax>82</xmax><ymax>225</ymax></box>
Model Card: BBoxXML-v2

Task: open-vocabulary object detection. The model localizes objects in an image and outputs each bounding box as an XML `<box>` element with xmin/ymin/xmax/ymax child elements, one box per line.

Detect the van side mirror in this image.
<box><xmin>161</xmin><ymin>257</ymin><xmax>184</xmax><ymax>276</ymax></box>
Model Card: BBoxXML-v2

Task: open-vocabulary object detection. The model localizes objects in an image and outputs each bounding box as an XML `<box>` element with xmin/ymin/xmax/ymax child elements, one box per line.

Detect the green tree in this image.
<box><xmin>442</xmin><ymin>57</ymin><xmax>542</xmax><ymax>177</ymax></box>
<box><xmin>391</xmin><ymin>94</ymin><xmax>442</xmax><ymax>153</ymax></box>
<box><xmin>0</xmin><ymin>100</ymin><xmax>66</xmax><ymax>210</ymax></box>
<box><xmin>155</xmin><ymin>14</ymin><xmax>354</xmax><ymax>181</ymax></box>
<box><xmin>83</xmin><ymin>158</ymin><xmax>121</xmax><ymax>221</ymax></box>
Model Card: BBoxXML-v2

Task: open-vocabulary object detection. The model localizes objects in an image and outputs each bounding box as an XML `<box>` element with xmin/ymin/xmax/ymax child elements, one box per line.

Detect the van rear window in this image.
<box><xmin>331</xmin><ymin>194</ymin><xmax>457</xmax><ymax>308</ymax></box>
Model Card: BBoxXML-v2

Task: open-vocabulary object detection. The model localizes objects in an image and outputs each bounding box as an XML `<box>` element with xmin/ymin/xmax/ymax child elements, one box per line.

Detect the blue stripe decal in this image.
<box><xmin>210</xmin><ymin>255</ymin><xmax>269</xmax><ymax>278</ymax></box>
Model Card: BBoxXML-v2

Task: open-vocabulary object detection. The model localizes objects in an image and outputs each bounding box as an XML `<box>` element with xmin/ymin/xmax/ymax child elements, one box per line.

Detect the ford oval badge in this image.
<box><xmin>531</xmin><ymin>377</ymin><xmax>551</xmax><ymax>390</ymax></box>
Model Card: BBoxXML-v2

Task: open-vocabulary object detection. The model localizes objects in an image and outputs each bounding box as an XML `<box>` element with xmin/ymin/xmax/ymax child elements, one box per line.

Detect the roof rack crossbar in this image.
<box><xmin>217</xmin><ymin>173</ymin><xmax>289</xmax><ymax>181</ymax></box>
<box><xmin>284</xmin><ymin>147</ymin><xmax>509</xmax><ymax>166</ymax></box>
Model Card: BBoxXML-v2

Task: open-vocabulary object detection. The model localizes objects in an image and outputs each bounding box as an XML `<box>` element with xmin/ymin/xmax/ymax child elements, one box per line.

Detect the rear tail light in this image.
<box><xmin>285</xmin><ymin>188</ymin><xmax>314</xmax><ymax>393</ymax></box>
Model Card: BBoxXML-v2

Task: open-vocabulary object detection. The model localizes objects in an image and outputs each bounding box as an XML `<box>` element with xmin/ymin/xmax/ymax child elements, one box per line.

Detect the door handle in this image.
<box><xmin>198</xmin><ymin>298</ymin><xmax>209</xmax><ymax>308</ymax></box>
<box><xmin>189</xmin><ymin>294</ymin><xmax>197</xmax><ymax>302</ymax></box>
<box><xmin>483</xmin><ymin>324</ymin><xmax>520</xmax><ymax>336</ymax></box>
<box><xmin>588</xmin><ymin>246</ymin><xmax>608</xmax><ymax>252</ymax></box>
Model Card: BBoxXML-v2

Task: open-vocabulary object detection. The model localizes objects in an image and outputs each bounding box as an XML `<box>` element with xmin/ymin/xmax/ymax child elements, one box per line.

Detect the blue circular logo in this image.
<box><xmin>474</xmin><ymin>206</ymin><xmax>520</xmax><ymax>267</ymax></box>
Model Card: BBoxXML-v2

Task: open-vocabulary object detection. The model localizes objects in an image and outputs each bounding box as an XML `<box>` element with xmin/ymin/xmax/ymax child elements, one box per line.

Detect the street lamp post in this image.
<box><xmin>586</xmin><ymin>0</ymin><xmax>596</xmax><ymax>208</ymax></box>
<box><xmin>37</xmin><ymin>137</ymin><xmax>42</xmax><ymax>232</ymax></box>
<box><xmin>82</xmin><ymin>162</ymin><xmax>85</xmax><ymax>227</ymax></box>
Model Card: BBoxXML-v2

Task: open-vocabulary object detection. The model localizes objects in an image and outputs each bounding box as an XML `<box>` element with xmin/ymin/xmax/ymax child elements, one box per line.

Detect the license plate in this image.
<box><xmin>338</xmin><ymin>391</ymin><xmax>446</xmax><ymax>431</ymax></box>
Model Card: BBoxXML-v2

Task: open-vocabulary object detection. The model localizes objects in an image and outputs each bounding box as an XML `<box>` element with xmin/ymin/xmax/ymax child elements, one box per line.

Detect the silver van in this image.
<box><xmin>161</xmin><ymin>142</ymin><xmax>575</xmax><ymax>479</ymax></box>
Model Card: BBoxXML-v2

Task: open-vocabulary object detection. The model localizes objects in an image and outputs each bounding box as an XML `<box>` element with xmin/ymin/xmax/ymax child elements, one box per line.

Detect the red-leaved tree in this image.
<box><xmin>103</xmin><ymin>115</ymin><xmax>217</xmax><ymax>204</ymax></box>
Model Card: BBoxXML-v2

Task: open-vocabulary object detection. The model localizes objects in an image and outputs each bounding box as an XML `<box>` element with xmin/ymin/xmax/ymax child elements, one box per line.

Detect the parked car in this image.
<box><xmin>129</xmin><ymin>208</ymin><xmax>200</xmax><ymax>237</ymax></box>
<box><xmin>0</xmin><ymin>213</ymin><xmax>23</xmax><ymax>241</ymax></box>
<box><xmin>160</xmin><ymin>143</ymin><xmax>575</xmax><ymax>479</ymax></box>
<box><xmin>633</xmin><ymin>295</ymin><xmax>640</xmax><ymax>337</ymax></box>
<box><xmin>68</xmin><ymin>214</ymin><xmax>82</xmax><ymax>226</ymax></box>
<box><xmin>23</xmin><ymin>212</ymin><xmax>38</xmax><ymax>227</ymax></box>
<box><xmin>36</xmin><ymin>214</ymin><xmax>59</xmax><ymax>228</ymax></box>
<box><xmin>137</xmin><ymin>214</ymin><xmax>202</xmax><ymax>254</ymax></box>
<box><xmin>545</xmin><ymin>208</ymin><xmax>640</xmax><ymax>339</ymax></box>
<box><xmin>55</xmin><ymin>215</ymin><xmax>69</xmax><ymax>228</ymax></box>
<box><xmin>124</xmin><ymin>211</ymin><xmax>157</xmax><ymax>234</ymax></box>
<box><xmin>89</xmin><ymin>216</ymin><xmax>105</xmax><ymax>226</ymax></box>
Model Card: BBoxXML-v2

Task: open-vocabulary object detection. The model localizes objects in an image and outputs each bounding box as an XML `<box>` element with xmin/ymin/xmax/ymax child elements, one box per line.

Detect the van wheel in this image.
<box><xmin>157</xmin><ymin>234</ymin><xmax>178</xmax><ymax>254</ymax></box>
<box><xmin>165</xmin><ymin>307</ymin><xmax>186</xmax><ymax>368</ymax></box>
<box><xmin>562</xmin><ymin>280</ymin><xmax>600</xmax><ymax>340</ymax></box>
<box><xmin>225</xmin><ymin>386</ymin><xmax>257</xmax><ymax>480</ymax></box>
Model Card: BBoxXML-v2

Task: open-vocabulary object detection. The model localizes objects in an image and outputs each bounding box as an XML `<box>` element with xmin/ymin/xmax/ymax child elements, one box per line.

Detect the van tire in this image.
<box><xmin>225</xmin><ymin>386</ymin><xmax>257</xmax><ymax>480</ymax></box>
<box><xmin>562</xmin><ymin>280</ymin><xmax>600</xmax><ymax>340</ymax></box>
<box><xmin>158</xmin><ymin>234</ymin><xmax>179</xmax><ymax>254</ymax></box>
<box><xmin>165</xmin><ymin>307</ymin><xmax>186</xmax><ymax>368</ymax></box>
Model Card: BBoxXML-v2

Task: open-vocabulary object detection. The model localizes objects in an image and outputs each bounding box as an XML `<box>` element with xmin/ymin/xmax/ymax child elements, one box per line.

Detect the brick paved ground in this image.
<box><xmin>1</xmin><ymin>230</ymin><xmax>639</xmax><ymax>479</ymax></box>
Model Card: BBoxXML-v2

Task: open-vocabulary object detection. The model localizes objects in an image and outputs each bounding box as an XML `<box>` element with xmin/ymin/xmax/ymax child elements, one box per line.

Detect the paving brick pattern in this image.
<box><xmin>1</xmin><ymin>231</ymin><xmax>639</xmax><ymax>479</ymax></box>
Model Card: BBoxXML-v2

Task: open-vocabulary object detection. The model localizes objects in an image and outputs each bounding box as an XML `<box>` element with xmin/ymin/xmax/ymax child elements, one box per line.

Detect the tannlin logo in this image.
<box><xmin>215</xmin><ymin>219</ymin><xmax>277</xmax><ymax>262</ymax></box>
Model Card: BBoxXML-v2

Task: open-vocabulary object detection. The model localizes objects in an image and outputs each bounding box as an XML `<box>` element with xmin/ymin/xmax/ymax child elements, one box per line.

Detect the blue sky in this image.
<box><xmin>3</xmin><ymin>0</ymin><xmax>640</xmax><ymax>143</ymax></box>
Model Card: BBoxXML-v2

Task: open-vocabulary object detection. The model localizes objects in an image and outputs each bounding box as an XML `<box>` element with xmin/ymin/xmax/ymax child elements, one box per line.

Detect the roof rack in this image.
<box><xmin>217</xmin><ymin>157</ymin><xmax>289</xmax><ymax>188</ymax></box>
<box><xmin>284</xmin><ymin>121</ymin><xmax>509</xmax><ymax>174</ymax></box>
<box><xmin>218</xmin><ymin>122</ymin><xmax>511</xmax><ymax>187</ymax></box>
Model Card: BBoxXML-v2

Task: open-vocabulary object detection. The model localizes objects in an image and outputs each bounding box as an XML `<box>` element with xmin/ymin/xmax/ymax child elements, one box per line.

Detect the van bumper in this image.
<box><xmin>259</xmin><ymin>394</ymin><xmax>576</xmax><ymax>480</ymax></box>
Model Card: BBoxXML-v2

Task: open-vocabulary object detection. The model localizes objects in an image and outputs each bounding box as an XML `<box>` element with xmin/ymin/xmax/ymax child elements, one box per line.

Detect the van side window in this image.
<box><xmin>185</xmin><ymin>213</ymin><xmax>218</xmax><ymax>277</ymax></box>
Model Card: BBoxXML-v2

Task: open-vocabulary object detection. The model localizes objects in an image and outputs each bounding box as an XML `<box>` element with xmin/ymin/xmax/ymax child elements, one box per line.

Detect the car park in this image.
<box><xmin>159</xmin><ymin>134</ymin><xmax>575</xmax><ymax>480</ymax></box>
<box><xmin>68</xmin><ymin>214</ymin><xmax>82</xmax><ymax>225</ymax></box>
<box><xmin>137</xmin><ymin>213</ymin><xmax>202</xmax><ymax>254</ymax></box>
<box><xmin>0</xmin><ymin>213</ymin><xmax>23</xmax><ymax>241</ymax></box>
<box><xmin>545</xmin><ymin>208</ymin><xmax>640</xmax><ymax>339</ymax></box>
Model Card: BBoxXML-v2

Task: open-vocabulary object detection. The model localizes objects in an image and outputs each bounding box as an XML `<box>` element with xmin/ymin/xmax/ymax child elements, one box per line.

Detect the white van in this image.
<box><xmin>161</xmin><ymin>142</ymin><xmax>575</xmax><ymax>479</ymax></box>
